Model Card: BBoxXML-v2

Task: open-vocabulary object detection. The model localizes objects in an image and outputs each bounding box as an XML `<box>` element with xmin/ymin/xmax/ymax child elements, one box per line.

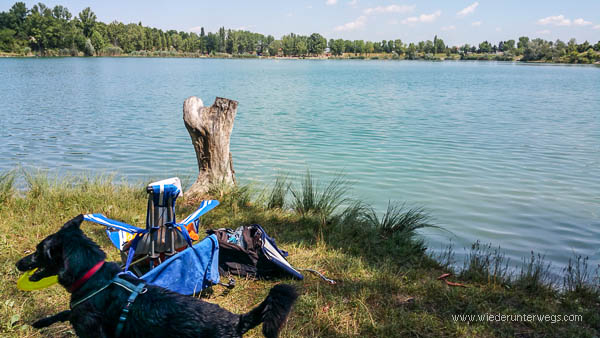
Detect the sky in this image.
<box><xmin>3</xmin><ymin>0</ymin><xmax>600</xmax><ymax>46</ymax></box>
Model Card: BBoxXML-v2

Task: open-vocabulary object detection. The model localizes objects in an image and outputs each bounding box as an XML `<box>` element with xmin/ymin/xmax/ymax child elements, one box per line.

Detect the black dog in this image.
<box><xmin>16</xmin><ymin>215</ymin><xmax>298</xmax><ymax>338</ymax></box>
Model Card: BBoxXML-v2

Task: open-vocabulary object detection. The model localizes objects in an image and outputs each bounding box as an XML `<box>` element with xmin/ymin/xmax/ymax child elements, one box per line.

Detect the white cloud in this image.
<box><xmin>402</xmin><ymin>10</ymin><xmax>441</xmax><ymax>24</ymax></box>
<box><xmin>189</xmin><ymin>26</ymin><xmax>202</xmax><ymax>33</ymax></box>
<box><xmin>495</xmin><ymin>27</ymin><xmax>501</xmax><ymax>32</ymax></box>
<box><xmin>364</xmin><ymin>4</ymin><xmax>415</xmax><ymax>15</ymax></box>
<box><xmin>326</xmin><ymin>0</ymin><xmax>338</xmax><ymax>5</ymax></box>
<box><xmin>536</xmin><ymin>29</ymin><xmax>551</xmax><ymax>35</ymax></box>
<box><xmin>471</xmin><ymin>21</ymin><xmax>482</xmax><ymax>27</ymax></box>
<box><xmin>594</xmin><ymin>24</ymin><xmax>600</xmax><ymax>30</ymax></box>
<box><xmin>420</xmin><ymin>10</ymin><xmax>442</xmax><ymax>22</ymax></box>
<box><xmin>348</xmin><ymin>0</ymin><xmax>358</xmax><ymax>7</ymax></box>
<box><xmin>441</xmin><ymin>25</ymin><xmax>456</xmax><ymax>31</ymax></box>
<box><xmin>307</xmin><ymin>5</ymin><xmax>313</xmax><ymax>9</ymax></box>
<box><xmin>573</xmin><ymin>18</ymin><xmax>592</xmax><ymax>26</ymax></box>
<box><xmin>537</xmin><ymin>15</ymin><xmax>571</xmax><ymax>26</ymax></box>
<box><xmin>457</xmin><ymin>2</ymin><xmax>479</xmax><ymax>17</ymax></box>
<box><xmin>334</xmin><ymin>16</ymin><xmax>367</xmax><ymax>31</ymax></box>
<box><xmin>537</xmin><ymin>15</ymin><xmax>594</xmax><ymax>27</ymax></box>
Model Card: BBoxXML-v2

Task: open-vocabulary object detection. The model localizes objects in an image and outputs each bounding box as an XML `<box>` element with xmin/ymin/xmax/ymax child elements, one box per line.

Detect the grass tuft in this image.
<box><xmin>430</xmin><ymin>241</ymin><xmax>456</xmax><ymax>270</ymax></box>
<box><xmin>289</xmin><ymin>170</ymin><xmax>350</xmax><ymax>225</ymax></box>
<box><xmin>0</xmin><ymin>170</ymin><xmax>16</xmax><ymax>204</ymax></box>
<box><xmin>208</xmin><ymin>181</ymin><xmax>254</xmax><ymax>219</ymax></box>
<box><xmin>266</xmin><ymin>175</ymin><xmax>289</xmax><ymax>210</ymax></box>
<box><xmin>459</xmin><ymin>241</ymin><xmax>511</xmax><ymax>285</ymax></box>
<box><xmin>513</xmin><ymin>251</ymin><xmax>555</xmax><ymax>294</ymax></box>
<box><xmin>23</xmin><ymin>169</ymin><xmax>52</xmax><ymax>199</ymax></box>
<box><xmin>563</xmin><ymin>254</ymin><xmax>597</xmax><ymax>294</ymax></box>
<box><xmin>365</xmin><ymin>201</ymin><xmax>433</xmax><ymax>237</ymax></box>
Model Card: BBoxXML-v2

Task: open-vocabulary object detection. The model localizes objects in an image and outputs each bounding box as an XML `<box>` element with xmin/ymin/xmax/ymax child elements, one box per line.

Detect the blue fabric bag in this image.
<box><xmin>140</xmin><ymin>234</ymin><xmax>220</xmax><ymax>295</ymax></box>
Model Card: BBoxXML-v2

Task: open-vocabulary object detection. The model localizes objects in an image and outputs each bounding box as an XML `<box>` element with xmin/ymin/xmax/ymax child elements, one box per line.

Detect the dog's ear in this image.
<box><xmin>43</xmin><ymin>236</ymin><xmax>60</xmax><ymax>261</ymax></box>
<box><xmin>61</xmin><ymin>214</ymin><xmax>84</xmax><ymax>231</ymax></box>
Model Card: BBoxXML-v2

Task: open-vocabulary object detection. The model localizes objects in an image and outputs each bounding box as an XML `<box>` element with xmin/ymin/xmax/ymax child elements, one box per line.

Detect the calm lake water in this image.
<box><xmin>1</xmin><ymin>58</ymin><xmax>599</xmax><ymax>272</ymax></box>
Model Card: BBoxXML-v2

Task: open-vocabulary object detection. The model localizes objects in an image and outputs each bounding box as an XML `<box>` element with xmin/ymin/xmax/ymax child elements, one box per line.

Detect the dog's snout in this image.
<box><xmin>16</xmin><ymin>253</ymin><xmax>37</xmax><ymax>271</ymax></box>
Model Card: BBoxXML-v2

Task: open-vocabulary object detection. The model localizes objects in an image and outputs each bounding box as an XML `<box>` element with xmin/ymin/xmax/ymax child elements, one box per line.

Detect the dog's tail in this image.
<box><xmin>237</xmin><ymin>284</ymin><xmax>298</xmax><ymax>338</ymax></box>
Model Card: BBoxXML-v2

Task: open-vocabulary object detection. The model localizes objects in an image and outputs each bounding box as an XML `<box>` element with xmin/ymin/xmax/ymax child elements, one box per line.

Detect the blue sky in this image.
<box><xmin>4</xmin><ymin>0</ymin><xmax>600</xmax><ymax>46</ymax></box>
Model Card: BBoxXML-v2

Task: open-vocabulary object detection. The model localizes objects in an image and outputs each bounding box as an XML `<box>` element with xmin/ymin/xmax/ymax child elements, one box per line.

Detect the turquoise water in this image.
<box><xmin>1</xmin><ymin>58</ymin><xmax>599</xmax><ymax>271</ymax></box>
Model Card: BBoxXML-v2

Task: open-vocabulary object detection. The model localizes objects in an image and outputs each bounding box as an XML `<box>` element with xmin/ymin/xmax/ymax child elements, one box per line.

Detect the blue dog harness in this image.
<box><xmin>70</xmin><ymin>273</ymin><xmax>147</xmax><ymax>338</ymax></box>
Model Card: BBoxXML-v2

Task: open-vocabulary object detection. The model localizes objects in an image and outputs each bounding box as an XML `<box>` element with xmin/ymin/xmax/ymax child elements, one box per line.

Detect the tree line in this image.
<box><xmin>1</xmin><ymin>2</ymin><xmax>599</xmax><ymax>63</ymax></box>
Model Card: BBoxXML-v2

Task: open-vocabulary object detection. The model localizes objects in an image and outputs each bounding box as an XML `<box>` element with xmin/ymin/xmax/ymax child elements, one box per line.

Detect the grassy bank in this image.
<box><xmin>4</xmin><ymin>50</ymin><xmax>600</xmax><ymax>65</ymax></box>
<box><xmin>0</xmin><ymin>171</ymin><xmax>598</xmax><ymax>337</ymax></box>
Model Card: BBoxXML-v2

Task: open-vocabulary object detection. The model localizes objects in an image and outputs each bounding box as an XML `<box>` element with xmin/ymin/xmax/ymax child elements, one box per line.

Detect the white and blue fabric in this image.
<box><xmin>140</xmin><ymin>234</ymin><xmax>220</xmax><ymax>295</ymax></box>
<box><xmin>83</xmin><ymin>177</ymin><xmax>219</xmax><ymax>274</ymax></box>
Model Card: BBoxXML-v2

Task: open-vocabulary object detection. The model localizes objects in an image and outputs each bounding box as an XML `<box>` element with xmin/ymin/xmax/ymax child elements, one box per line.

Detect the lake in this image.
<box><xmin>1</xmin><ymin>57</ymin><xmax>599</xmax><ymax>273</ymax></box>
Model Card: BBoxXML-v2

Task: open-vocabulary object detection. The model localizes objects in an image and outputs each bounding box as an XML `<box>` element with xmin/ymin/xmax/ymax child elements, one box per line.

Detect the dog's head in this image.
<box><xmin>16</xmin><ymin>214</ymin><xmax>105</xmax><ymax>285</ymax></box>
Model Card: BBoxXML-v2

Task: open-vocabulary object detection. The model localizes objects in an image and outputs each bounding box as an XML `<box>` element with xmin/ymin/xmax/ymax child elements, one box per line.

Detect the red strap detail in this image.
<box><xmin>68</xmin><ymin>261</ymin><xmax>105</xmax><ymax>293</ymax></box>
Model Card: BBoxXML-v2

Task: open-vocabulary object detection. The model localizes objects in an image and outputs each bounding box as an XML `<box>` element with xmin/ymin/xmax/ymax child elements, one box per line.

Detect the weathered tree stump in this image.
<box><xmin>183</xmin><ymin>96</ymin><xmax>238</xmax><ymax>196</ymax></box>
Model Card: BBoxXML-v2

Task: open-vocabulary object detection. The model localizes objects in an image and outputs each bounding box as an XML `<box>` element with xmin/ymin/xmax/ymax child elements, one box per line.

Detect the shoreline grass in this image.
<box><xmin>0</xmin><ymin>170</ymin><xmax>598</xmax><ymax>337</ymax></box>
<box><xmin>3</xmin><ymin>51</ymin><xmax>600</xmax><ymax>66</ymax></box>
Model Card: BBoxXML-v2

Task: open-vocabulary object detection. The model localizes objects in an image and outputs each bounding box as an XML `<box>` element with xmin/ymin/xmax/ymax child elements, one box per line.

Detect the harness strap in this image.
<box><xmin>113</xmin><ymin>275</ymin><xmax>147</xmax><ymax>338</ymax></box>
<box><xmin>69</xmin><ymin>274</ymin><xmax>147</xmax><ymax>338</ymax></box>
<box><xmin>70</xmin><ymin>282</ymin><xmax>114</xmax><ymax>309</ymax></box>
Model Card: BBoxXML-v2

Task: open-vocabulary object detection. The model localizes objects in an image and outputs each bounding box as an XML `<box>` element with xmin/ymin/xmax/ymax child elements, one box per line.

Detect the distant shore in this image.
<box><xmin>2</xmin><ymin>51</ymin><xmax>600</xmax><ymax>65</ymax></box>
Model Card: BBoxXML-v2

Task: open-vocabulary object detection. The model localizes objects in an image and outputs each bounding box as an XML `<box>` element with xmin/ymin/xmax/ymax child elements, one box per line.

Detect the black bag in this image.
<box><xmin>207</xmin><ymin>225</ymin><xmax>303</xmax><ymax>280</ymax></box>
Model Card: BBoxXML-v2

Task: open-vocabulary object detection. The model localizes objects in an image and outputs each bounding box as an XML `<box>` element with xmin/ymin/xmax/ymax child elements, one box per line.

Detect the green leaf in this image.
<box><xmin>10</xmin><ymin>314</ymin><xmax>20</xmax><ymax>326</ymax></box>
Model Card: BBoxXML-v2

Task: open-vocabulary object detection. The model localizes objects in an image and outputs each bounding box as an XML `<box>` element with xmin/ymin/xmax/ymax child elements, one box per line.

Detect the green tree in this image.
<box><xmin>381</xmin><ymin>40</ymin><xmax>389</xmax><ymax>53</ymax></box>
<box><xmin>577</xmin><ymin>41</ymin><xmax>590</xmax><ymax>53</ymax></box>
<box><xmin>353</xmin><ymin>40</ymin><xmax>364</xmax><ymax>54</ymax></box>
<box><xmin>308</xmin><ymin>33</ymin><xmax>326</xmax><ymax>55</ymax></box>
<box><xmin>329</xmin><ymin>39</ymin><xmax>344</xmax><ymax>56</ymax></box>
<box><xmin>517</xmin><ymin>36</ymin><xmax>529</xmax><ymax>55</ymax></box>
<box><xmin>83</xmin><ymin>38</ymin><xmax>94</xmax><ymax>55</ymax></box>
<box><xmin>77</xmin><ymin>7</ymin><xmax>96</xmax><ymax>38</ymax></box>
<box><xmin>90</xmin><ymin>30</ymin><xmax>104</xmax><ymax>51</ymax></box>
<box><xmin>424</xmin><ymin>40</ymin><xmax>434</xmax><ymax>53</ymax></box>
<box><xmin>585</xmin><ymin>48</ymin><xmax>596</xmax><ymax>63</ymax></box>
<box><xmin>344</xmin><ymin>40</ymin><xmax>354</xmax><ymax>53</ymax></box>
<box><xmin>281</xmin><ymin>33</ymin><xmax>296</xmax><ymax>56</ymax></box>
<box><xmin>406</xmin><ymin>43</ymin><xmax>417</xmax><ymax>59</ymax></box>
<box><xmin>567</xmin><ymin>38</ymin><xmax>577</xmax><ymax>53</ymax></box>
<box><xmin>478</xmin><ymin>41</ymin><xmax>492</xmax><ymax>53</ymax></box>
<box><xmin>296</xmin><ymin>38</ymin><xmax>307</xmax><ymax>56</ymax></box>
<box><xmin>373</xmin><ymin>41</ymin><xmax>382</xmax><ymax>53</ymax></box>
<box><xmin>8</xmin><ymin>2</ymin><xmax>28</xmax><ymax>31</ymax></box>
<box><xmin>503</xmin><ymin>39</ymin><xmax>515</xmax><ymax>52</ymax></box>
<box><xmin>434</xmin><ymin>36</ymin><xmax>445</xmax><ymax>54</ymax></box>
<box><xmin>268</xmin><ymin>39</ymin><xmax>282</xmax><ymax>56</ymax></box>
<box><xmin>0</xmin><ymin>28</ymin><xmax>17</xmax><ymax>51</ymax></box>
<box><xmin>552</xmin><ymin>39</ymin><xmax>566</xmax><ymax>60</ymax></box>
<box><xmin>217</xmin><ymin>26</ymin><xmax>226</xmax><ymax>52</ymax></box>
<box><xmin>522</xmin><ymin>38</ymin><xmax>551</xmax><ymax>61</ymax></box>
<box><xmin>205</xmin><ymin>32</ymin><xmax>218</xmax><ymax>53</ymax></box>
<box><xmin>365</xmin><ymin>41</ymin><xmax>374</xmax><ymax>54</ymax></box>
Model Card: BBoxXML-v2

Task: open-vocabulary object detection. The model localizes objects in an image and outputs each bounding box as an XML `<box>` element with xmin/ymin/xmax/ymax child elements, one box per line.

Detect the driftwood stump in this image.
<box><xmin>183</xmin><ymin>96</ymin><xmax>238</xmax><ymax>196</ymax></box>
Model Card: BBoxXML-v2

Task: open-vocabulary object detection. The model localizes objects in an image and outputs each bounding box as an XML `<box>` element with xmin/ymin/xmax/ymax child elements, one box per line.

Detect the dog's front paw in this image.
<box><xmin>32</xmin><ymin>310</ymin><xmax>71</xmax><ymax>328</ymax></box>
